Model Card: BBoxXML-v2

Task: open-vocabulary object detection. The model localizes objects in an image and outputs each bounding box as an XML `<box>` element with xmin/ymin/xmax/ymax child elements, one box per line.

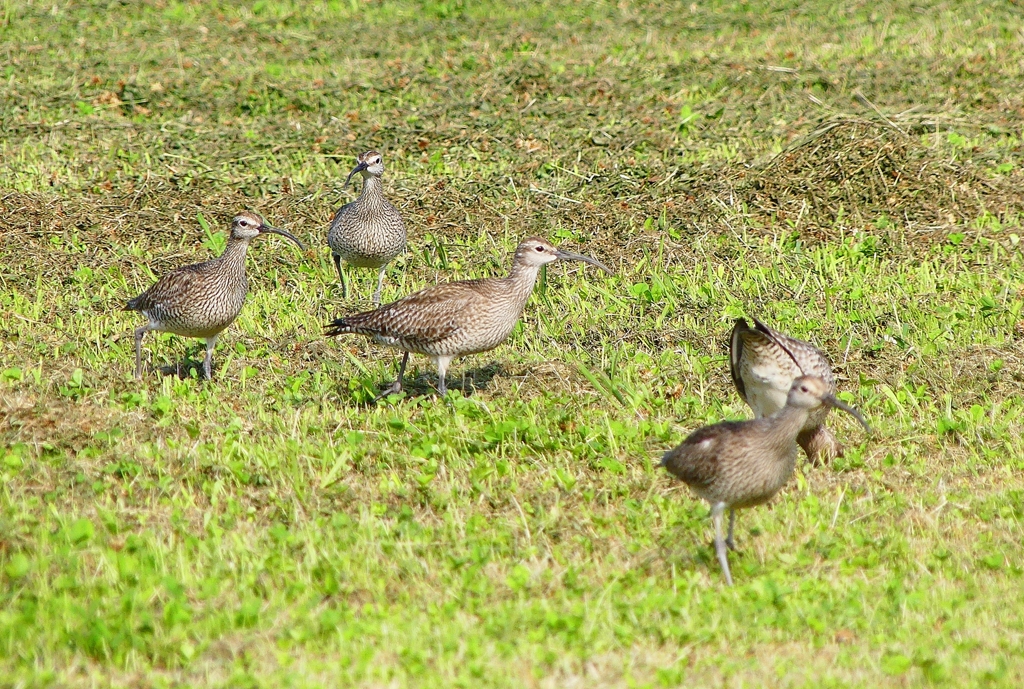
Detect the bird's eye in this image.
<box><xmin>800</xmin><ymin>385</ymin><xmax>809</xmax><ymax>392</ymax></box>
<box><xmin>535</xmin><ymin>246</ymin><xmax>544</xmax><ymax>252</ymax></box>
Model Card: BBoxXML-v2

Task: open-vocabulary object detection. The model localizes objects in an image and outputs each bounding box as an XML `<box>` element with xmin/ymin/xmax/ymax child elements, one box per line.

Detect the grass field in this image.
<box><xmin>3</xmin><ymin>0</ymin><xmax>1024</xmax><ymax>686</ymax></box>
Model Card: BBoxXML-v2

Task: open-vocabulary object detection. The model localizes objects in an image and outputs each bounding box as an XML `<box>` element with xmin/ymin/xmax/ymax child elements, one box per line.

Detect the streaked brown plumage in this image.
<box><xmin>327</xmin><ymin>150</ymin><xmax>407</xmax><ymax>304</ymax></box>
<box><xmin>126</xmin><ymin>211</ymin><xmax>305</xmax><ymax>380</ymax></box>
<box><xmin>730</xmin><ymin>317</ymin><xmax>841</xmax><ymax>464</ymax></box>
<box><xmin>325</xmin><ymin>237</ymin><xmax>612</xmax><ymax>397</ymax></box>
<box><xmin>662</xmin><ymin>375</ymin><xmax>870</xmax><ymax>586</ymax></box>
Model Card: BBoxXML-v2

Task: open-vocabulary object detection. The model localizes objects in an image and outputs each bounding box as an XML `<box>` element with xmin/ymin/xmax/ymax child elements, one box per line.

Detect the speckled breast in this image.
<box><xmin>329</xmin><ymin>204</ymin><xmax>406</xmax><ymax>268</ymax></box>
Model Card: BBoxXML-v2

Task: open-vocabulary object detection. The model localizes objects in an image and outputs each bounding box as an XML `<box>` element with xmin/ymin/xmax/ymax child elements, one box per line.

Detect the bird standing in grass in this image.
<box><xmin>325</xmin><ymin>237</ymin><xmax>612</xmax><ymax>398</ymax></box>
<box><xmin>730</xmin><ymin>317</ymin><xmax>843</xmax><ymax>464</ymax></box>
<box><xmin>327</xmin><ymin>150</ymin><xmax>407</xmax><ymax>305</ymax></box>
<box><xmin>661</xmin><ymin>375</ymin><xmax>870</xmax><ymax>586</ymax></box>
<box><xmin>126</xmin><ymin>211</ymin><xmax>305</xmax><ymax>380</ymax></box>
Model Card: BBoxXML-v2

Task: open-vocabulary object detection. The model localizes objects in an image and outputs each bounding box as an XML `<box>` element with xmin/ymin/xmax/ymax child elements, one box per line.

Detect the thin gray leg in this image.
<box><xmin>333</xmin><ymin>254</ymin><xmax>348</xmax><ymax>299</ymax></box>
<box><xmin>372</xmin><ymin>266</ymin><xmax>386</xmax><ymax>305</ymax></box>
<box><xmin>203</xmin><ymin>336</ymin><xmax>218</xmax><ymax>381</ymax></box>
<box><xmin>395</xmin><ymin>350</ymin><xmax>408</xmax><ymax>389</ymax></box>
<box><xmin>133</xmin><ymin>325</ymin><xmax>149</xmax><ymax>379</ymax></box>
<box><xmin>725</xmin><ymin>508</ymin><xmax>736</xmax><ymax>551</ymax></box>
<box><xmin>711</xmin><ymin>502</ymin><xmax>734</xmax><ymax>586</ymax></box>
<box><xmin>436</xmin><ymin>356</ymin><xmax>452</xmax><ymax>397</ymax></box>
<box><xmin>333</xmin><ymin>253</ymin><xmax>343</xmax><ymax>282</ymax></box>
<box><xmin>375</xmin><ymin>351</ymin><xmax>409</xmax><ymax>400</ymax></box>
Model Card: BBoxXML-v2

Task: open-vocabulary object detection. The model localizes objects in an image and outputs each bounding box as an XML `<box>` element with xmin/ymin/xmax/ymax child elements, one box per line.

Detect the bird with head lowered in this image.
<box><xmin>661</xmin><ymin>375</ymin><xmax>870</xmax><ymax>586</ymax></box>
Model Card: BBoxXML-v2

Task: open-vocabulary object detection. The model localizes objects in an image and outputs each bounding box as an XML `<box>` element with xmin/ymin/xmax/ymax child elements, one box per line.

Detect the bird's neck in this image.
<box><xmin>358</xmin><ymin>175</ymin><xmax>385</xmax><ymax>208</ymax></box>
<box><xmin>219</xmin><ymin>236</ymin><xmax>252</xmax><ymax>269</ymax></box>
<box><xmin>487</xmin><ymin>260</ymin><xmax>543</xmax><ymax>316</ymax></box>
<box><xmin>507</xmin><ymin>260</ymin><xmax>542</xmax><ymax>296</ymax></box>
<box><xmin>765</xmin><ymin>405</ymin><xmax>812</xmax><ymax>449</ymax></box>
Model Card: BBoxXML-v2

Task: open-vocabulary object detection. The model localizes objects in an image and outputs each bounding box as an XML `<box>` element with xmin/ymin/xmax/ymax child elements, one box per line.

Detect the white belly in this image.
<box><xmin>745</xmin><ymin>362</ymin><xmax>794</xmax><ymax>417</ymax></box>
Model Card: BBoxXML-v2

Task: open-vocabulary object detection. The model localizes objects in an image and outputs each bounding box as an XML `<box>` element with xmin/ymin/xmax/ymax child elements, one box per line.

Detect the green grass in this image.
<box><xmin>2</xmin><ymin>0</ymin><xmax>1024</xmax><ymax>686</ymax></box>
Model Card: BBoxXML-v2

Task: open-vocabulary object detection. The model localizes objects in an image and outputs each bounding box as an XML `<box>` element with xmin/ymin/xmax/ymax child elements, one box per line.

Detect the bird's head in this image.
<box><xmin>787</xmin><ymin>375</ymin><xmax>871</xmax><ymax>434</ymax></box>
<box><xmin>230</xmin><ymin>211</ymin><xmax>306</xmax><ymax>250</ymax></box>
<box><xmin>344</xmin><ymin>150</ymin><xmax>385</xmax><ymax>188</ymax></box>
<box><xmin>514</xmin><ymin>236</ymin><xmax>614</xmax><ymax>274</ymax></box>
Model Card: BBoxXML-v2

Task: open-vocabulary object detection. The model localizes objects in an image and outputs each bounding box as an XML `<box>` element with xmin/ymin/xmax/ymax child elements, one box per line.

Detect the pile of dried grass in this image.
<box><xmin>742</xmin><ymin>118</ymin><xmax>1016</xmax><ymax>231</ymax></box>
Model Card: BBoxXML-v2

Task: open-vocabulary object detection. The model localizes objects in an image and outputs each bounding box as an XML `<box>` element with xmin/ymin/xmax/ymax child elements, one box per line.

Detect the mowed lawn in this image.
<box><xmin>2</xmin><ymin>0</ymin><xmax>1024</xmax><ymax>686</ymax></box>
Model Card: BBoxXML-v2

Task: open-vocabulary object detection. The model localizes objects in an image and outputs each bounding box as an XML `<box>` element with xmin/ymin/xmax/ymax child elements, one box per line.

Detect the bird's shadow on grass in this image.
<box><xmin>156</xmin><ymin>359</ymin><xmax>207</xmax><ymax>380</ymax></box>
<box><xmin>654</xmin><ymin>528</ymin><xmax>731</xmax><ymax>581</ymax></box>
<box><xmin>345</xmin><ymin>361</ymin><xmax>507</xmax><ymax>406</ymax></box>
<box><xmin>446</xmin><ymin>362</ymin><xmax>507</xmax><ymax>396</ymax></box>
<box><xmin>656</xmin><ymin>542</ymin><xmax>711</xmax><ymax>570</ymax></box>
<box><xmin>153</xmin><ymin>343</ymin><xmax>211</xmax><ymax>380</ymax></box>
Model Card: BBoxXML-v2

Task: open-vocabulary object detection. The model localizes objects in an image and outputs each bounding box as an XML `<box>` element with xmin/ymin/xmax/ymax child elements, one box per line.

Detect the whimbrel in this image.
<box><xmin>324</xmin><ymin>237</ymin><xmax>612</xmax><ymax>397</ymax></box>
<box><xmin>126</xmin><ymin>211</ymin><xmax>305</xmax><ymax>380</ymax></box>
<box><xmin>730</xmin><ymin>317</ymin><xmax>843</xmax><ymax>464</ymax></box>
<box><xmin>327</xmin><ymin>150</ymin><xmax>407</xmax><ymax>304</ymax></box>
<box><xmin>661</xmin><ymin>375</ymin><xmax>870</xmax><ymax>586</ymax></box>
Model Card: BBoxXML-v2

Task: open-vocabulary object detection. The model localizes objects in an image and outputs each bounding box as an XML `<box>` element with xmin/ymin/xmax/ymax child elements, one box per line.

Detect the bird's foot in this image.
<box><xmin>374</xmin><ymin>381</ymin><xmax>404</xmax><ymax>402</ymax></box>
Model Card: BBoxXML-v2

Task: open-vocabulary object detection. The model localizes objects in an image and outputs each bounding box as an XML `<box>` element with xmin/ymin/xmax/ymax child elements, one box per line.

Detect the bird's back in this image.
<box><xmin>662</xmin><ymin>421</ymin><xmax>745</xmax><ymax>491</ymax></box>
<box><xmin>662</xmin><ymin>417</ymin><xmax>799</xmax><ymax>508</ymax></box>
<box><xmin>730</xmin><ymin>318</ymin><xmax>834</xmax><ymax>418</ymax></box>
<box><xmin>326</xmin><ymin>276</ymin><xmax>526</xmax><ymax>356</ymax></box>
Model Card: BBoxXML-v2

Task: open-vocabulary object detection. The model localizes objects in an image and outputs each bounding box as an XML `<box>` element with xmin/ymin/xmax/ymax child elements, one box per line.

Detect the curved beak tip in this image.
<box><xmin>555</xmin><ymin>250</ymin><xmax>614</xmax><ymax>275</ymax></box>
<box><xmin>827</xmin><ymin>396</ymin><xmax>872</xmax><ymax>436</ymax></box>
<box><xmin>260</xmin><ymin>225</ymin><xmax>306</xmax><ymax>251</ymax></box>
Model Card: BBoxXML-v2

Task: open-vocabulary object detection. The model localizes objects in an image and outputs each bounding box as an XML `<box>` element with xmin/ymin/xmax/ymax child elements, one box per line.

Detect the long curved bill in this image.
<box><xmin>825</xmin><ymin>395</ymin><xmax>871</xmax><ymax>436</ymax></box>
<box><xmin>343</xmin><ymin>161</ymin><xmax>369</xmax><ymax>189</ymax></box>
<box><xmin>555</xmin><ymin>249</ymin><xmax>614</xmax><ymax>275</ymax></box>
<box><xmin>259</xmin><ymin>223</ymin><xmax>307</xmax><ymax>251</ymax></box>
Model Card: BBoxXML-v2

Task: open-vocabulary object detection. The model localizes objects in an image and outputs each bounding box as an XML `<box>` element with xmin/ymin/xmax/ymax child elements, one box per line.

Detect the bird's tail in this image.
<box><xmin>324</xmin><ymin>317</ymin><xmax>355</xmax><ymax>338</ymax></box>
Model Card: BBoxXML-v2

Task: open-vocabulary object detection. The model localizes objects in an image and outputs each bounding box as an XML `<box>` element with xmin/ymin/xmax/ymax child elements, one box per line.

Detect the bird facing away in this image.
<box><xmin>730</xmin><ymin>317</ymin><xmax>842</xmax><ymax>464</ymax></box>
<box><xmin>327</xmin><ymin>150</ymin><xmax>407</xmax><ymax>305</ymax></box>
<box><xmin>324</xmin><ymin>237</ymin><xmax>613</xmax><ymax>398</ymax></box>
<box><xmin>126</xmin><ymin>211</ymin><xmax>305</xmax><ymax>380</ymax></box>
<box><xmin>661</xmin><ymin>375</ymin><xmax>870</xmax><ymax>586</ymax></box>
